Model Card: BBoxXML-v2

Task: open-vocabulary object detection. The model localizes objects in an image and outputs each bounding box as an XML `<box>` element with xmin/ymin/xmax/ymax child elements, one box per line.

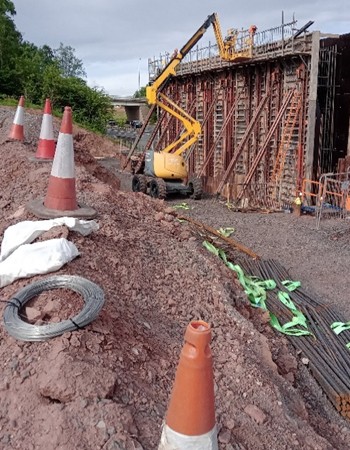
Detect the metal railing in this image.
<box><xmin>148</xmin><ymin>19</ymin><xmax>300</xmax><ymax>80</ymax></box>
<box><xmin>301</xmin><ymin>172</ymin><xmax>350</xmax><ymax>229</ymax></box>
<box><xmin>316</xmin><ymin>171</ymin><xmax>350</xmax><ymax>229</ymax></box>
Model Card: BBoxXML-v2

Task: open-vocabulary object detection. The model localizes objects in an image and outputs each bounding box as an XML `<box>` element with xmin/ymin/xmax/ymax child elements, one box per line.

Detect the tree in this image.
<box><xmin>41</xmin><ymin>44</ymin><xmax>55</xmax><ymax>66</ymax></box>
<box><xmin>134</xmin><ymin>86</ymin><xmax>146</xmax><ymax>98</ymax></box>
<box><xmin>0</xmin><ymin>4</ymin><xmax>110</xmax><ymax>133</ymax></box>
<box><xmin>0</xmin><ymin>0</ymin><xmax>23</xmax><ymax>94</ymax></box>
<box><xmin>57</xmin><ymin>78</ymin><xmax>111</xmax><ymax>132</ymax></box>
<box><xmin>41</xmin><ymin>64</ymin><xmax>63</xmax><ymax>106</ymax></box>
<box><xmin>53</xmin><ymin>43</ymin><xmax>86</xmax><ymax>79</ymax></box>
<box><xmin>0</xmin><ymin>0</ymin><xmax>15</xmax><ymax>16</ymax></box>
<box><xmin>14</xmin><ymin>42</ymin><xmax>54</xmax><ymax>102</ymax></box>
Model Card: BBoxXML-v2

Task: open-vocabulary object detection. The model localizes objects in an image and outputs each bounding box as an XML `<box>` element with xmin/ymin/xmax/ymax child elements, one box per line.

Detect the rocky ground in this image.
<box><xmin>0</xmin><ymin>105</ymin><xmax>350</xmax><ymax>450</ymax></box>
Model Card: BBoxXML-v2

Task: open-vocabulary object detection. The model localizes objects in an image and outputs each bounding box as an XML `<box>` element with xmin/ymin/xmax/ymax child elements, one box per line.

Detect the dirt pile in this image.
<box><xmin>0</xmin><ymin>106</ymin><xmax>349</xmax><ymax>449</ymax></box>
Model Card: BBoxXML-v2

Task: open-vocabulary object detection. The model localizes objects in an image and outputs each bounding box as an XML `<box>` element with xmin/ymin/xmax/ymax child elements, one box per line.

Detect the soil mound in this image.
<box><xmin>0</xmin><ymin>107</ymin><xmax>349</xmax><ymax>449</ymax></box>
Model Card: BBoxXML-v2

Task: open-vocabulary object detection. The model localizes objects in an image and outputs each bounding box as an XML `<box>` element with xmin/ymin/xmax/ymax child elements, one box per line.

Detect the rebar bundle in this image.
<box><xmin>241</xmin><ymin>258</ymin><xmax>350</xmax><ymax>418</ymax></box>
<box><xmin>181</xmin><ymin>215</ymin><xmax>350</xmax><ymax>417</ymax></box>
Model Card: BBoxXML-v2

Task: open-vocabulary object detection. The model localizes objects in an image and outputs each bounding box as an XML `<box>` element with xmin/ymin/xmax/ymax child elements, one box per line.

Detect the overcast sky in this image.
<box><xmin>13</xmin><ymin>0</ymin><xmax>349</xmax><ymax>97</ymax></box>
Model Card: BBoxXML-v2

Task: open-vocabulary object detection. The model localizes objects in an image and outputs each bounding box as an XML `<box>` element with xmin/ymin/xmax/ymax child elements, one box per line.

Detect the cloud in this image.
<box><xmin>13</xmin><ymin>0</ymin><xmax>350</xmax><ymax>95</ymax></box>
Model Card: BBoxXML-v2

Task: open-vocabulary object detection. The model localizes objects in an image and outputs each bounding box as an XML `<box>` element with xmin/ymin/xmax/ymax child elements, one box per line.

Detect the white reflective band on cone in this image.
<box><xmin>158</xmin><ymin>424</ymin><xmax>218</xmax><ymax>450</ymax></box>
<box><xmin>13</xmin><ymin>107</ymin><xmax>24</xmax><ymax>125</ymax></box>
<box><xmin>40</xmin><ymin>114</ymin><xmax>54</xmax><ymax>139</ymax></box>
<box><xmin>51</xmin><ymin>133</ymin><xmax>75</xmax><ymax>178</ymax></box>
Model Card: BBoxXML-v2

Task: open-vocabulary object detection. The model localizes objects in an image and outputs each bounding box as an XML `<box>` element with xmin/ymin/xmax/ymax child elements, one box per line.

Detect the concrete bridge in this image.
<box><xmin>110</xmin><ymin>96</ymin><xmax>148</xmax><ymax>123</ymax></box>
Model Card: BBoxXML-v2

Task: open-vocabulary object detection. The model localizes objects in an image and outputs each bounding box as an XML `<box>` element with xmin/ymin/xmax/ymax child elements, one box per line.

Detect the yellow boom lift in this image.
<box><xmin>131</xmin><ymin>13</ymin><xmax>256</xmax><ymax>199</ymax></box>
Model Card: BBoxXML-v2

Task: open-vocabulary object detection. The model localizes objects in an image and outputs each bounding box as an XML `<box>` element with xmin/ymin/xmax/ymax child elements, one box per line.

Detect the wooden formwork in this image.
<box><xmin>144</xmin><ymin>30</ymin><xmax>350</xmax><ymax>210</ymax></box>
<box><xmin>159</xmin><ymin>55</ymin><xmax>310</xmax><ymax>207</ymax></box>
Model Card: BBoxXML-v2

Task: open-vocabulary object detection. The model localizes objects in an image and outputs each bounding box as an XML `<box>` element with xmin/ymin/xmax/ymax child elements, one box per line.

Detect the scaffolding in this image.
<box><xmin>148</xmin><ymin>18</ymin><xmax>312</xmax><ymax>81</ymax></box>
<box><xmin>317</xmin><ymin>43</ymin><xmax>338</xmax><ymax>175</ymax></box>
<box><xmin>136</xmin><ymin>18</ymin><xmax>349</xmax><ymax>210</ymax></box>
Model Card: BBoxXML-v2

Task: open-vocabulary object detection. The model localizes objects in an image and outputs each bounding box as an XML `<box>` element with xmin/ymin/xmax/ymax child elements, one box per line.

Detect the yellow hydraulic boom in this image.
<box><xmin>145</xmin><ymin>13</ymin><xmax>256</xmax><ymax>158</ymax></box>
<box><xmin>146</xmin><ymin>13</ymin><xmax>216</xmax><ymax>156</ymax></box>
<box><xmin>132</xmin><ymin>13</ymin><xmax>257</xmax><ymax>199</ymax></box>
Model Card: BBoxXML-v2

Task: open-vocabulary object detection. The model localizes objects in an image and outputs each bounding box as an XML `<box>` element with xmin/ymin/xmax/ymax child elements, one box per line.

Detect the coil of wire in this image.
<box><xmin>3</xmin><ymin>275</ymin><xmax>105</xmax><ymax>342</ymax></box>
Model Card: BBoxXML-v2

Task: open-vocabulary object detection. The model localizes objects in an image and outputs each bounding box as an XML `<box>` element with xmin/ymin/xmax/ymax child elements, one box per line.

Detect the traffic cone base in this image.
<box><xmin>8</xmin><ymin>96</ymin><xmax>25</xmax><ymax>141</ymax></box>
<box><xmin>35</xmin><ymin>99</ymin><xmax>56</xmax><ymax>160</ymax></box>
<box><xmin>26</xmin><ymin>198</ymin><xmax>97</xmax><ymax>219</ymax></box>
<box><xmin>37</xmin><ymin>139</ymin><xmax>56</xmax><ymax>157</ymax></box>
<box><xmin>27</xmin><ymin>106</ymin><xmax>97</xmax><ymax>219</ymax></box>
<box><xmin>159</xmin><ymin>425</ymin><xmax>218</xmax><ymax>450</ymax></box>
<box><xmin>9</xmin><ymin>123</ymin><xmax>24</xmax><ymax>141</ymax></box>
<box><xmin>159</xmin><ymin>320</ymin><xmax>218</xmax><ymax>450</ymax></box>
<box><xmin>44</xmin><ymin>176</ymin><xmax>77</xmax><ymax>210</ymax></box>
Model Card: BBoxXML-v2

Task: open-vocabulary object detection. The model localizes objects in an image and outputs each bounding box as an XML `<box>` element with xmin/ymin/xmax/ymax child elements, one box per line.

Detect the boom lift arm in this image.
<box><xmin>146</xmin><ymin>13</ymin><xmax>216</xmax><ymax>156</ymax></box>
<box><xmin>132</xmin><ymin>13</ymin><xmax>257</xmax><ymax>199</ymax></box>
<box><xmin>145</xmin><ymin>13</ymin><xmax>256</xmax><ymax>156</ymax></box>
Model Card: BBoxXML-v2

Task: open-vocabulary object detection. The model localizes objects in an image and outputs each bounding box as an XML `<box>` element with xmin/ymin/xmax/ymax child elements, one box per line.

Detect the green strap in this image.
<box><xmin>271</xmin><ymin>291</ymin><xmax>311</xmax><ymax>335</ymax></box>
<box><xmin>331</xmin><ymin>321</ymin><xmax>350</xmax><ymax>335</ymax></box>
<box><xmin>217</xmin><ymin>227</ymin><xmax>235</xmax><ymax>237</ymax></box>
<box><xmin>203</xmin><ymin>240</ymin><xmax>219</xmax><ymax>256</ymax></box>
<box><xmin>229</xmin><ymin>263</ymin><xmax>268</xmax><ymax>310</ymax></box>
<box><xmin>172</xmin><ymin>202</ymin><xmax>190</xmax><ymax>210</ymax></box>
<box><xmin>278</xmin><ymin>291</ymin><xmax>297</xmax><ymax>311</ymax></box>
<box><xmin>202</xmin><ymin>240</ymin><xmax>311</xmax><ymax>336</ymax></box>
<box><xmin>270</xmin><ymin>313</ymin><xmax>312</xmax><ymax>336</ymax></box>
<box><xmin>282</xmin><ymin>280</ymin><xmax>301</xmax><ymax>291</ymax></box>
<box><xmin>331</xmin><ymin>321</ymin><xmax>350</xmax><ymax>349</ymax></box>
<box><xmin>253</xmin><ymin>277</ymin><xmax>276</xmax><ymax>290</ymax></box>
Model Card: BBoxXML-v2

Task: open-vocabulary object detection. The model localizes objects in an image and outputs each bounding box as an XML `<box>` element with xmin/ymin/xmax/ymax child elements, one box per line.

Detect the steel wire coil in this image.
<box><xmin>3</xmin><ymin>275</ymin><xmax>105</xmax><ymax>341</ymax></box>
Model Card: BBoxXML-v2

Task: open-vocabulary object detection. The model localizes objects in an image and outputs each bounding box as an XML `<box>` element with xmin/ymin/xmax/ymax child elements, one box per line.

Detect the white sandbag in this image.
<box><xmin>0</xmin><ymin>217</ymin><xmax>98</xmax><ymax>262</ymax></box>
<box><xmin>0</xmin><ymin>238</ymin><xmax>80</xmax><ymax>288</ymax></box>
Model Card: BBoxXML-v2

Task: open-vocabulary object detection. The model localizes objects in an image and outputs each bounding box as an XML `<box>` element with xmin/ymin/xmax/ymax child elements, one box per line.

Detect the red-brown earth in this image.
<box><xmin>0</xmin><ymin>106</ymin><xmax>349</xmax><ymax>449</ymax></box>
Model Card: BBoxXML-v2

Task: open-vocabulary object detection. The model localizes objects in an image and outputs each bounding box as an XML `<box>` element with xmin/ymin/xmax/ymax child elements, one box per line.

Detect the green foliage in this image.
<box><xmin>15</xmin><ymin>42</ymin><xmax>52</xmax><ymax>103</ymax></box>
<box><xmin>0</xmin><ymin>2</ymin><xmax>112</xmax><ymax>133</ymax></box>
<box><xmin>41</xmin><ymin>64</ymin><xmax>63</xmax><ymax>106</ymax></box>
<box><xmin>115</xmin><ymin>116</ymin><xmax>127</xmax><ymax>127</ymax></box>
<box><xmin>133</xmin><ymin>86</ymin><xmax>146</xmax><ymax>98</ymax></box>
<box><xmin>41</xmin><ymin>70</ymin><xmax>112</xmax><ymax>132</ymax></box>
<box><xmin>59</xmin><ymin>78</ymin><xmax>112</xmax><ymax>132</ymax></box>
<box><xmin>0</xmin><ymin>0</ymin><xmax>23</xmax><ymax>94</ymax></box>
<box><xmin>53</xmin><ymin>43</ymin><xmax>87</xmax><ymax>79</ymax></box>
<box><xmin>0</xmin><ymin>95</ymin><xmax>19</xmax><ymax>106</ymax></box>
<box><xmin>0</xmin><ymin>0</ymin><xmax>15</xmax><ymax>16</ymax></box>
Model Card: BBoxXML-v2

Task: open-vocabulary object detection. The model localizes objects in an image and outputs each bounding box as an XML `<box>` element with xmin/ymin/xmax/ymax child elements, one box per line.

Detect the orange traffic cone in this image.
<box><xmin>44</xmin><ymin>106</ymin><xmax>77</xmax><ymax>210</ymax></box>
<box><xmin>26</xmin><ymin>106</ymin><xmax>97</xmax><ymax>219</ymax></box>
<box><xmin>8</xmin><ymin>96</ymin><xmax>25</xmax><ymax>141</ymax></box>
<box><xmin>159</xmin><ymin>320</ymin><xmax>218</xmax><ymax>449</ymax></box>
<box><xmin>35</xmin><ymin>98</ymin><xmax>56</xmax><ymax>160</ymax></box>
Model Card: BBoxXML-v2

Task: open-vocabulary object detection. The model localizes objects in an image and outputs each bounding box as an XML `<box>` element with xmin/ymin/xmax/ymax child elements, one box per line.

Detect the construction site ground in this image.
<box><xmin>0</xmin><ymin>105</ymin><xmax>350</xmax><ymax>450</ymax></box>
